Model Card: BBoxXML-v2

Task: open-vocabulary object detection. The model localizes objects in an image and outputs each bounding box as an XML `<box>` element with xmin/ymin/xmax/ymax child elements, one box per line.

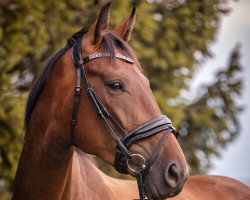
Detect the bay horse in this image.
<box><xmin>12</xmin><ymin>2</ymin><xmax>249</xmax><ymax>200</ymax></box>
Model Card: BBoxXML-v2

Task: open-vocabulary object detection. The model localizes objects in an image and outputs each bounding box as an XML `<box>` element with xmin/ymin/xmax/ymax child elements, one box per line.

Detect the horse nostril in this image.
<box><xmin>165</xmin><ymin>163</ymin><xmax>180</xmax><ymax>189</ymax></box>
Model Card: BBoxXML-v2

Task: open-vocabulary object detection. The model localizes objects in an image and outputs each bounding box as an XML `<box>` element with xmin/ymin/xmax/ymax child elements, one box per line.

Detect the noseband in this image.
<box><xmin>69</xmin><ymin>37</ymin><xmax>178</xmax><ymax>200</ymax></box>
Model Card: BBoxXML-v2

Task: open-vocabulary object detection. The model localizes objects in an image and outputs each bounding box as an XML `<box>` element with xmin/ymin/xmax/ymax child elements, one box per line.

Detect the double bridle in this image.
<box><xmin>69</xmin><ymin>37</ymin><xmax>178</xmax><ymax>200</ymax></box>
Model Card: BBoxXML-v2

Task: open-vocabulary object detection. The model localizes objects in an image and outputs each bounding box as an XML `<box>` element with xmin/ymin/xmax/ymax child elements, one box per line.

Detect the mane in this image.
<box><xmin>24</xmin><ymin>27</ymin><xmax>137</xmax><ymax>131</ymax></box>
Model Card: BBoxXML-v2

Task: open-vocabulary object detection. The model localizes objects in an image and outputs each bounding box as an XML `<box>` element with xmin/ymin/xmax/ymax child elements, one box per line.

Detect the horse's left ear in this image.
<box><xmin>84</xmin><ymin>2</ymin><xmax>111</xmax><ymax>46</ymax></box>
<box><xmin>112</xmin><ymin>7</ymin><xmax>136</xmax><ymax>41</ymax></box>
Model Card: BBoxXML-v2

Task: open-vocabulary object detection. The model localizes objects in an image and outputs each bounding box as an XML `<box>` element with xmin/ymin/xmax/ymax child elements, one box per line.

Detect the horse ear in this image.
<box><xmin>112</xmin><ymin>7</ymin><xmax>136</xmax><ymax>41</ymax></box>
<box><xmin>84</xmin><ymin>2</ymin><xmax>111</xmax><ymax>46</ymax></box>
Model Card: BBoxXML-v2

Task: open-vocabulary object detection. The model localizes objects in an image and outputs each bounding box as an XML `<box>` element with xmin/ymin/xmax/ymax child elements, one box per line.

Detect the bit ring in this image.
<box><xmin>127</xmin><ymin>154</ymin><xmax>146</xmax><ymax>172</ymax></box>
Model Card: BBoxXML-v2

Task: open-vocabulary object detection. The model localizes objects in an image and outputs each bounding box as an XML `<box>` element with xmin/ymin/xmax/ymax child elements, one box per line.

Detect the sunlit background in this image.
<box><xmin>191</xmin><ymin>0</ymin><xmax>250</xmax><ymax>184</ymax></box>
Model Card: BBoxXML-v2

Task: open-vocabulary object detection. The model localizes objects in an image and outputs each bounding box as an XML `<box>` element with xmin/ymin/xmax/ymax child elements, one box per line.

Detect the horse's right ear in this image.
<box><xmin>112</xmin><ymin>7</ymin><xmax>136</xmax><ymax>41</ymax></box>
<box><xmin>83</xmin><ymin>2</ymin><xmax>111</xmax><ymax>47</ymax></box>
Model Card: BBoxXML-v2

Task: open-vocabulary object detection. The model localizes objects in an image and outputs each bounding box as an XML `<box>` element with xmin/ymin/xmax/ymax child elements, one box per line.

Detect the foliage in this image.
<box><xmin>178</xmin><ymin>44</ymin><xmax>243</xmax><ymax>174</ymax></box>
<box><xmin>0</xmin><ymin>0</ymin><xmax>243</xmax><ymax>198</ymax></box>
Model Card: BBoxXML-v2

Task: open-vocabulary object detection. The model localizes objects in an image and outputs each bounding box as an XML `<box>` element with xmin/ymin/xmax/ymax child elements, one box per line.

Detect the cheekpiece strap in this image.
<box><xmin>70</xmin><ymin>42</ymin><xmax>84</xmax><ymax>146</ymax></box>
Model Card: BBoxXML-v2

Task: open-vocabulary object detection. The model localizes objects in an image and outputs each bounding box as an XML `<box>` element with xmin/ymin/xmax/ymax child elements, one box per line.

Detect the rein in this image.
<box><xmin>69</xmin><ymin>37</ymin><xmax>178</xmax><ymax>200</ymax></box>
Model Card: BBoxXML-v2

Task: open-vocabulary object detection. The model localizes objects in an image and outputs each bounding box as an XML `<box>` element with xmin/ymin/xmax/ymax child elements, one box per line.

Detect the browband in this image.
<box><xmin>83</xmin><ymin>53</ymin><xmax>134</xmax><ymax>64</ymax></box>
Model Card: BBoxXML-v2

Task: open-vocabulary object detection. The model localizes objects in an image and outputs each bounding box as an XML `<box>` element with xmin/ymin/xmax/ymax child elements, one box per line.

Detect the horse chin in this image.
<box><xmin>144</xmin><ymin>172</ymin><xmax>185</xmax><ymax>200</ymax></box>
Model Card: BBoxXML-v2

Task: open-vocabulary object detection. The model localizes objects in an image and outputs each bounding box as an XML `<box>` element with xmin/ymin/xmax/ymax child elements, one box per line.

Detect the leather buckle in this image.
<box><xmin>75</xmin><ymin>86</ymin><xmax>81</xmax><ymax>94</ymax></box>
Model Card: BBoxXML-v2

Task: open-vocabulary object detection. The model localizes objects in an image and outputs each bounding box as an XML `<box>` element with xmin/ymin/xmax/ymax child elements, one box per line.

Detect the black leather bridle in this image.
<box><xmin>69</xmin><ymin>37</ymin><xmax>178</xmax><ymax>200</ymax></box>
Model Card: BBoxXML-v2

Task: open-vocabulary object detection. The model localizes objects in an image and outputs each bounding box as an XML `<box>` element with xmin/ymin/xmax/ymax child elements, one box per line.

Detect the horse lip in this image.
<box><xmin>144</xmin><ymin>179</ymin><xmax>164</xmax><ymax>200</ymax></box>
<box><xmin>144</xmin><ymin>183</ymin><xmax>178</xmax><ymax>200</ymax></box>
<box><xmin>144</xmin><ymin>176</ymin><xmax>168</xmax><ymax>200</ymax></box>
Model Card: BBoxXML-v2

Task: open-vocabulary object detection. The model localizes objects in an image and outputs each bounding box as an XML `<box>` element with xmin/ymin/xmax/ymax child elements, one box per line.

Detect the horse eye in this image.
<box><xmin>107</xmin><ymin>82</ymin><xmax>124</xmax><ymax>91</ymax></box>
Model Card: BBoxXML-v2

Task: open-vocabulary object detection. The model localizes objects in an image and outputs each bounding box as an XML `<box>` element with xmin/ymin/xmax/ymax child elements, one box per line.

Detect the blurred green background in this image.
<box><xmin>0</xmin><ymin>0</ymin><xmax>244</xmax><ymax>199</ymax></box>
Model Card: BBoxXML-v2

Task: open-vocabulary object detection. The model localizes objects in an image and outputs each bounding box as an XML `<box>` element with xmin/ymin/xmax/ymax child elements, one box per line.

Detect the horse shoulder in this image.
<box><xmin>173</xmin><ymin>175</ymin><xmax>250</xmax><ymax>200</ymax></box>
<box><xmin>102</xmin><ymin>175</ymin><xmax>138</xmax><ymax>200</ymax></box>
<box><xmin>71</xmin><ymin>149</ymin><xmax>138</xmax><ymax>200</ymax></box>
<box><xmin>70</xmin><ymin>149</ymin><xmax>112</xmax><ymax>199</ymax></box>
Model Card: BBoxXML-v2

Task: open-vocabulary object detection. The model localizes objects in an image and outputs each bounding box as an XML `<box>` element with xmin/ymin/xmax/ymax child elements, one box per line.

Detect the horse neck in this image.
<box><xmin>11</xmin><ymin>53</ymin><xmax>71</xmax><ymax>199</ymax></box>
<box><xmin>12</xmin><ymin>113</ymin><xmax>114</xmax><ymax>200</ymax></box>
<box><xmin>13</xmin><ymin>126</ymin><xmax>130</xmax><ymax>200</ymax></box>
<box><xmin>12</xmin><ymin>112</ymin><xmax>74</xmax><ymax>199</ymax></box>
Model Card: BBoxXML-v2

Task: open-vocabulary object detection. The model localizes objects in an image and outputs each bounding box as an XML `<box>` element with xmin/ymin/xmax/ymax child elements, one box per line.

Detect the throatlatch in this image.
<box><xmin>69</xmin><ymin>37</ymin><xmax>179</xmax><ymax>200</ymax></box>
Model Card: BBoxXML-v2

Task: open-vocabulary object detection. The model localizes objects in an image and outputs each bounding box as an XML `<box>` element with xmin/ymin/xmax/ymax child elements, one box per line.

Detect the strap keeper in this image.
<box><xmin>71</xmin><ymin>119</ymin><xmax>77</xmax><ymax>125</ymax></box>
<box><xmin>97</xmin><ymin>111</ymin><xmax>105</xmax><ymax>120</ymax></box>
<box><xmin>86</xmin><ymin>86</ymin><xmax>94</xmax><ymax>97</ymax></box>
<box><xmin>75</xmin><ymin>59</ymin><xmax>84</xmax><ymax>68</ymax></box>
<box><xmin>75</xmin><ymin>86</ymin><xmax>81</xmax><ymax>94</ymax></box>
<box><xmin>102</xmin><ymin>107</ymin><xmax>109</xmax><ymax>117</ymax></box>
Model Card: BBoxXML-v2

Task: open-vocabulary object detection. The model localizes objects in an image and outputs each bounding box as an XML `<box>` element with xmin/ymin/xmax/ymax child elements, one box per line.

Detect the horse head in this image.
<box><xmin>60</xmin><ymin>2</ymin><xmax>188</xmax><ymax>199</ymax></box>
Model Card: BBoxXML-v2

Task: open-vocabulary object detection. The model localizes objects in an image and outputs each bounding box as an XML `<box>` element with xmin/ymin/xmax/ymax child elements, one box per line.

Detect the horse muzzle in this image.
<box><xmin>143</xmin><ymin>150</ymin><xmax>189</xmax><ymax>199</ymax></box>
